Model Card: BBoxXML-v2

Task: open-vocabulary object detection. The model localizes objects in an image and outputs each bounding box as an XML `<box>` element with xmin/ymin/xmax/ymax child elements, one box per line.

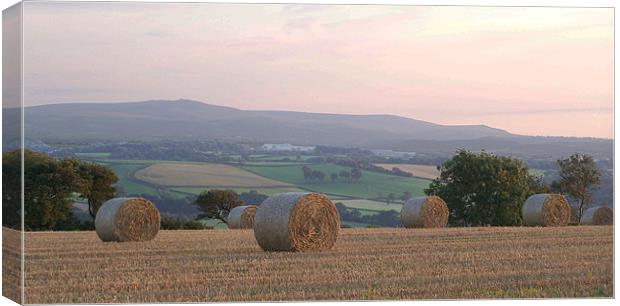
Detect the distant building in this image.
<box><xmin>262</xmin><ymin>143</ymin><xmax>315</xmax><ymax>152</ymax></box>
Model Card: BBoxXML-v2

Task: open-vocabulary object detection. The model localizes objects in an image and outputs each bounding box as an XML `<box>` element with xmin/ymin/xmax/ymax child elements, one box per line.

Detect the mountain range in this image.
<box><xmin>4</xmin><ymin>99</ymin><xmax>613</xmax><ymax>159</ymax></box>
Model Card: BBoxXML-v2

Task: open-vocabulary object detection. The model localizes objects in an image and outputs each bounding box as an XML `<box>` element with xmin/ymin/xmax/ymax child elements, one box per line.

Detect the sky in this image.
<box><xmin>21</xmin><ymin>2</ymin><xmax>613</xmax><ymax>138</ymax></box>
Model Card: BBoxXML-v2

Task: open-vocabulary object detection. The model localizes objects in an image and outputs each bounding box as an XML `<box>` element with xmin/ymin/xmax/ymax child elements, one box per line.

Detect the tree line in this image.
<box><xmin>301</xmin><ymin>166</ymin><xmax>362</xmax><ymax>183</ymax></box>
<box><xmin>426</xmin><ymin>150</ymin><xmax>601</xmax><ymax>226</ymax></box>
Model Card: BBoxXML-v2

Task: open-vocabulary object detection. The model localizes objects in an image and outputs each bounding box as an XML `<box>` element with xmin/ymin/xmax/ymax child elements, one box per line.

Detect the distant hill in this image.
<box><xmin>6</xmin><ymin>99</ymin><xmax>613</xmax><ymax>159</ymax></box>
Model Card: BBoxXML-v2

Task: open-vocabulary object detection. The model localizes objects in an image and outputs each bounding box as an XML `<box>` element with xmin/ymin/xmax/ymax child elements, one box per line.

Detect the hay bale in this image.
<box><xmin>253</xmin><ymin>192</ymin><xmax>340</xmax><ymax>252</ymax></box>
<box><xmin>522</xmin><ymin>193</ymin><xmax>571</xmax><ymax>226</ymax></box>
<box><xmin>227</xmin><ymin>205</ymin><xmax>258</xmax><ymax>229</ymax></box>
<box><xmin>581</xmin><ymin>206</ymin><xmax>613</xmax><ymax>225</ymax></box>
<box><xmin>95</xmin><ymin>197</ymin><xmax>160</xmax><ymax>242</ymax></box>
<box><xmin>401</xmin><ymin>196</ymin><xmax>449</xmax><ymax>228</ymax></box>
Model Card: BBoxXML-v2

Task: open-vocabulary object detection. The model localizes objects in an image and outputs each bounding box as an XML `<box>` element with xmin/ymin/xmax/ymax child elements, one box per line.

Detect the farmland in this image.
<box><xmin>242</xmin><ymin>164</ymin><xmax>431</xmax><ymax>199</ymax></box>
<box><xmin>134</xmin><ymin>163</ymin><xmax>292</xmax><ymax>188</ymax></box>
<box><xmin>80</xmin><ymin>157</ymin><xmax>434</xmax><ymax>225</ymax></box>
<box><xmin>10</xmin><ymin>226</ymin><xmax>613</xmax><ymax>303</ymax></box>
<box><xmin>337</xmin><ymin>199</ymin><xmax>402</xmax><ymax>212</ymax></box>
<box><xmin>171</xmin><ymin>186</ymin><xmax>304</xmax><ymax>196</ymax></box>
<box><xmin>375</xmin><ymin>164</ymin><xmax>440</xmax><ymax>180</ymax></box>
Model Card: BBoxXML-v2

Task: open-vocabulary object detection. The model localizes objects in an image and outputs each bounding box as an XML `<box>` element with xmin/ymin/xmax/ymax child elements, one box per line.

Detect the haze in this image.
<box><xmin>22</xmin><ymin>2</ymin><xmax>613</xmax><ymax>138</ymax></box>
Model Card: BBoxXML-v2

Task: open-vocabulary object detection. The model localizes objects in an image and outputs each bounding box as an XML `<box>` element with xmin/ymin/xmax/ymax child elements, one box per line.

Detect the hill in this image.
<box><xmin>16</xmin><ymin>99</ymin><xmax>508</xmax><ymax>143</ymax></box>
<box><xmin>9</xmin><ymin>99</ymin><xmax>613</xmax><ymax>159</ymax></box>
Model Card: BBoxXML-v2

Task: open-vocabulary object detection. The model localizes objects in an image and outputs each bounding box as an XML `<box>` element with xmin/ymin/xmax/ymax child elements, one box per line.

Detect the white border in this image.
<box><xmin>0</xmin><ymin>1</ymin><xmax>616</xmax><ymax>306</ymax></box>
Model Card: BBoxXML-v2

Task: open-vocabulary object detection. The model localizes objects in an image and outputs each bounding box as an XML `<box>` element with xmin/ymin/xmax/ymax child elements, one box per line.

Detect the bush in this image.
<box><xmin>160</xmin><ymin>215</ymin><xmax>212</xmax><ymax>230</ymax></box>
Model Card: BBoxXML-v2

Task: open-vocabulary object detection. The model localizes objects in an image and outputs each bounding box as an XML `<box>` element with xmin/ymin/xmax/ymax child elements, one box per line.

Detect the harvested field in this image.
<box><xmin>375</xmin><ymin>164</ymin><xmax>440</xmax><ymax>179</ymax></box>
<box><xmin>17</xmin><ymin>226</ymin><xmax>612</xmax><ymax>303</ymax></box>
<box><xmin>134</xmin><ymin>163</ymin><xmax>292</xmax><ymax>187</ymax></box>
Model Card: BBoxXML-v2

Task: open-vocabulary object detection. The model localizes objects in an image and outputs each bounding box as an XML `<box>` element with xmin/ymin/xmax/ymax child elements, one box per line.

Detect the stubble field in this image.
<box><xmin>4</xmin><ymin>226</ymin><xmax>613</xmax><ymax>303</ymax></box>
<box><xmin>133</xmin><ymin>163</ymin><xmax>292</xmax><ymax>187</ymax></box>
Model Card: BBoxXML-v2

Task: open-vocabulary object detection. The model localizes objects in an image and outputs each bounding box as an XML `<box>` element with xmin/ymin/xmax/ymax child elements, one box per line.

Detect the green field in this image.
<box><xmin>243</xmin><ymin>164</ymin><xmax>431</xmax><ymax>199</ymax></box>
<box><xmin>75</xmin><ymin>152</ymin><xmax>111</xmax><ymax>158</ymax></box>
<box><xmin>92</xmin><ymin>159</ymin><xmax>430</xmax><ymax>227</ymax></box>
<box><xmin>243</xmin><ymin>161</ymin><xmax>310</xmax><ymax>166</ymax></box>
<box><xmin>105</xmin><ymin>162</ymin><xmax>159</xmax><ymax>196</ymax></box>
<box><xmin>252</xmin><ymin>155</ymin><xmax>317</xmax><ymax>161</ymax></box>
<box><xmin>171</xmin><ymin>186</ymin><xmax>305</xmax><ymax>196</ymax></box>
<box><xmin>337</xmin><ymin>199</ymin><xmax>402</xmax><ymax>212</ymax></box>
<box><xmin>92</xmin><ymin>161</ymin><xmax>188</xmax><ymax>198</ymax></box>
<box><xmin>340</xmin><ymin>221</ymin><xmax>372</xmax><ymax>227</ymax></box>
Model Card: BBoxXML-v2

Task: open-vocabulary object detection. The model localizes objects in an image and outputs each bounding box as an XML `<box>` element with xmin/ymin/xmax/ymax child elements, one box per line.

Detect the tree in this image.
<box><xmin>194</xmin><ymin>189</ymin><xmax>244</xmax><ymax>224</ymax></box>
<box><xmin>376</xmin><ymin>192</ymin><xmax>384</xmax><ymax>201</ymax></box>
<box><xmin>425</xmin><ymin>150</ymin><xmax>535</xmax><ymax>226</ymax></box>
<box><xmin>400</xmin><ymin>191</ymin><xmax>413</xmax><ymax>202</ymax></box>
<box><xmin>239</xmin><ymin>190</ymin><xmax>268</xmax><ymax>205</ymax></box>
<box><xmin>339</xmin><ymin>170</ymin><xmax>350</xmax><ymax>182</ymax></box>
<box><xmin>3</xmin><ymin>150</ymin><xmax>79</xmax><ymax>230</ymax></box>
<box><xmin>387</xmin><ymin>193</ymin><xmax>396</xmax><ymax>205</ymax></box>
<box><xmin>551</xmin><ymin>153</ymin><xmax>601</xmax><ymax>223</ymax></box>
<box><xmin>301</xmin><ymin>166</ymin><xmax>312</xmax><ymax>181</ymax></box>
<box><xmin>71</xmin><ymin>160</ymin><xmax>118</xmax><ymax>218</ymax></box>
<box><xmin>350</xmin><ymin>168</ymin><xmax>362</xmax><ymax>182</ymax></box>
<box><xmin>330</xmin><ymin>173</ymin><xmax>338</xmax><ymax>182</ymax></box>
<box><xmin>312</xmin><ymin>170</ymin><xmax>325</xmax><ymax>182</ymax></box>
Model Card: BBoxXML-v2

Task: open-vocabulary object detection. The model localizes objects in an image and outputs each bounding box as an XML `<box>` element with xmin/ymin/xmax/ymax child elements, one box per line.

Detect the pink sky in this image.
<box><xmin>22</xmin><ymin>3</ymin><xmax>613</xmax><ymax>138</ymax></box>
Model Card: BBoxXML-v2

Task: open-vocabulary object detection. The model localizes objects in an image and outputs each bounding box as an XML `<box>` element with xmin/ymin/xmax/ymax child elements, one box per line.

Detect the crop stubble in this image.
<box><xmin>6</xmin><ymin>226</ymin><xmax>612</xmax><ymax>303</ymax></box>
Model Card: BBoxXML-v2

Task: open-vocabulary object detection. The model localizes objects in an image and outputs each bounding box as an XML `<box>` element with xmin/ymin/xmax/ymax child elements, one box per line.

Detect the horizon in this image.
<box><xmin>22</xmin><ymin>98</ymin><xmax>614</xmax><ymax>140</ymax></box>
<box><xmin>19</xmin><ymin>3</ymin><xmax>613</xmax><ymax>138</ymax></box>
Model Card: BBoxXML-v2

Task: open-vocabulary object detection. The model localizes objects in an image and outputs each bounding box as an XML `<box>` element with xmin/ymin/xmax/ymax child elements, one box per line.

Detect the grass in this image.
<box><xmin>336</xmin><ymin>199</ymin><xmax>402</xmax><ymax>212</ymax></box>
<box><xmin>374</xmin><ymin>164</ymin><xmax>440</xmax><ymax>180</ymax></box>
<box><xmin>243</xmin><ymin>164</ymin><xmax>431</xmax><ymax>199</ymax></box>
<box><xmin>93</xmin><ymin>160</ymin><xmax>191</xmax><ymax>198</ymax></box>
<box><xmin>171</xmin><ymin>186</ymin><xmax>305</xmax><ymax>196</ymax></box>
<box><xmin>106</xmin><ymin>162</ymin><xmax>159</xmax><ymax>196</ymax></box>
<box><xmin>75</xmin><ymin>152</ymin><xmax>111</xmax><ymax>158</ymax></box>
<box><xmin>134</xmin><ymin>163</ymin><xmax>292</xmax><ymax>188</ymax></box>
<box><xmin>253</xmin><ymin>155</ymin><xmax>317</xmax><ymax>161</ymax></box>
<box><xmin>242</xmin><ymin>161</ymin><xmax>310</xmax><ymax>166</ymax></box>
<box><xmin>9</xmin><ymin>226</ymin><xmax>612</xmax><ymax>303</ymax></box>
<box><xmin>341</xmin><ymin>221</ymin><xmax>372</xmax><ymax>227</ymax></box>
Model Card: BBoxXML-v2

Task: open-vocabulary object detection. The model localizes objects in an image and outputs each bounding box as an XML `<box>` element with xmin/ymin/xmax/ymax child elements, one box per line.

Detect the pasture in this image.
<box><xmin>243</xmin><ymin>164</ymin><xmax>431</xmax><ymax>199</ymax></box>
<box><xmin>375</xmin><ymin>164</ymin><xmax>440</xmax><ymax>180</ymax></box>
<box><xmin>337</xmin><ymin>199</ymin><xmax>402</xmax><ymax>212</ymax></box>
<box><xmin>9</xmin><ymin>226</ymin><xmax>612</xmax><ymax>303</ymax></box>
<box><xmin>171</xmin><ymin>186</ymin><xmax>305</xmax><ymax>196</ymax></box>
<box><xmin>134</xmin><ymin>163</ymin><xmax>292</xmax><ymax>188</ymax></box>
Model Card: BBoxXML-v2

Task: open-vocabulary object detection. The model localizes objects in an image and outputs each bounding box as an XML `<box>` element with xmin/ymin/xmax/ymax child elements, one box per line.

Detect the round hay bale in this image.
<box><xmin>522</xmin><ymin>193</ymin><xmax>571</xmax><ymax>227</ymax></box>
<box><xmin>227</xmin><ymin>205</ymin><xmax>258</xmax><ymax>229</ymax></box>
<box><xmin>95</xmin><ymin>197</ymin><xmax>160</xmax><ymax>242</ymax></box>
<box><xmin>253</xmin><ymin>192</ymin><xmax>340</xmax><ymax>252</ymax></box>
<box><xmin>401</xmin><ymin>196</ymin><xmax>449</xmax><ymax>228</ymax></box>
<box><xmin>581</xmin><ymin>206</ymin><xmax>613</xmax><ymax>225</ymax></box>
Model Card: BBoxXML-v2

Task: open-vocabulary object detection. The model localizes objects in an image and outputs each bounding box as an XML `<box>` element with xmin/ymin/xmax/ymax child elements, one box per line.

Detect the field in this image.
<box><xmin>243</xmin><ymin>164</ymin><xmax>431</xmax><ymax>199</ymax></box>
<box><xmin>9</xmin><ymin>226</ymin><xmax>612</xmax><ymax>303</ymax></box>
<box><xmin>375</xmin><ymin>164</ymin><xmax>440</xmax><ymax>180</ymax></box>
<box><xmin>82</xmin><ymin>159</ymin><xmax>433</xmax><ymax>224</ymax></box>
<box><xmin>337</xmin><ymin>199</ymin><xmax>402</xmax><ymax>212</ymax></box>
<box><xmin>171</xmin><ymin>186</ymin><xmax>305</xmax><ymax>196</ymax></box>
<box><xmin>134</xmin><ymin>163</ymin><xmax>292</xmax><ymax>188</ymax></box>
<box><xmin>104</xmin><ymin>162</ymin><xmax>162</xmax><ymax>196</ymax></box>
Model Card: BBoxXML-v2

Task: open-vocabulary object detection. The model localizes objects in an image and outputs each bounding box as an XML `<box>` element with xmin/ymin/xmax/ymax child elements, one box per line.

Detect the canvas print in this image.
<box><xmin>1</xmin><ymin>1</ymin><xmax>614</xmax><ymax>304</ymax></box>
